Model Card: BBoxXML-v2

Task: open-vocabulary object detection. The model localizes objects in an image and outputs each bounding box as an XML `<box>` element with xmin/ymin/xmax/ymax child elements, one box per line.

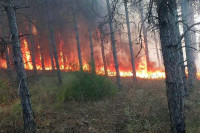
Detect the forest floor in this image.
<box><xmin>0</xmin><ymin>72</ymin><xmax>200</xmax><ymax>133</ymax></box>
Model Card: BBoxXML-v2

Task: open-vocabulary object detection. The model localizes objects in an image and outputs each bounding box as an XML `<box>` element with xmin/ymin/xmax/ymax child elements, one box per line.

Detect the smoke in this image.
<box><xmin>0</xmin><ymin>0</ymin><xmax>164</xmax><ymax>75</ymax></box>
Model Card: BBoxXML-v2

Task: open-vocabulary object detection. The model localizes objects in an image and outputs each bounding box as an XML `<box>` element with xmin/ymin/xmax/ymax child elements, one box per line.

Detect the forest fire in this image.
<box><xmin>0</xmin><ymin>38</ymin><xmax>166</xmax><ymax>79</ymax></box>
<box><xmin>4</xmin><ymin>38</ymin><xmax>200</xmax><ymax>80</ymax></box>
<box><xmin>3</xmin><ymin>38</ymin><xmax>200</xmax><ymax>80</ymax></box>
<box><xmin>1</xmin><ymin>1</ymin><xmax>200</xmax><ymax>132</ymax></box>
<box><xmin>21</xmin><ymin>39</ymin><xmax>33</xmax><ymax>70</ymax></box>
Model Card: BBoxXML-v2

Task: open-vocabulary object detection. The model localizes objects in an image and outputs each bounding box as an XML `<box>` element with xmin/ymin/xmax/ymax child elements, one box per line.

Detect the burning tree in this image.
<box><xmin>47</xmin><ymin>1</ymin><xmax>62</xmax><ymax>84</ymax></box>
<box><xmin>106</xmin><ymin>0</ymin><xmax>122</xmax><ymax>89</ymax></box>
<box><xmin>124</xmin><ymin>0</ymin><xmax>137</xmax><ymax>82</ymax></box>
<box><xmin>139</xmin><ymin>0</ymin><xmax>151</xmax><ymax>71</ymax></box>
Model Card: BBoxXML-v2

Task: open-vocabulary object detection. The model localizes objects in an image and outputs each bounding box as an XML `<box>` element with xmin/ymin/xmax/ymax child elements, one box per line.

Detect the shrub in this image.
<box><xmin>58</xmin><ymin>72</ymin><xmax>117</xmax><ymax>102</ymax></box>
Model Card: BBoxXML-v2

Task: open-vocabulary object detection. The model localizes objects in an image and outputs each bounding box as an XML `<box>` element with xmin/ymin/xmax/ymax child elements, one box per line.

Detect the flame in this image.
<box><xmin>94</xmin><ymin>55</ymin><xmax>165</xmax><ymax>79</ymax></box>
<box><xmin>32</xmin><ymin>26</ymin><xmax>37</xmax><ymax>35</ymax></box>
<box><xmin>36</xmin><ymin>45</ymin><xmax>42</xmax><ymax>70</ymax></box>
<box><xmin>0</xmin><ymin>59</ymin><xmax>7</xmax><ymax>68</ymax></box>
<box><xmin>3</xmin><ymin>38</ymin><xmax>200</xmax><ymax>80</ymax></box>
<box><xmin>21</xmin><ymin>39</ymin><xmax>33</xmax><ymax>70</ymax></box>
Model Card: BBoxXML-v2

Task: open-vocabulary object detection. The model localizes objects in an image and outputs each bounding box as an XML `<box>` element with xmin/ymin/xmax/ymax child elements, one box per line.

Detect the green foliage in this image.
<box><xmin>58</xmin><ymin>72</ymin><xmax>117</xmax><ymax>102</ymax></box>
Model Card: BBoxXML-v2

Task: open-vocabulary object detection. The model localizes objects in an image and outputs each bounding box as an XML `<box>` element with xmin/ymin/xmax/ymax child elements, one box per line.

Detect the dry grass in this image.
<box><xmin>0</xmin><ymin>72</ymin><xmax>200</xmax><ymax>133</ymax></box>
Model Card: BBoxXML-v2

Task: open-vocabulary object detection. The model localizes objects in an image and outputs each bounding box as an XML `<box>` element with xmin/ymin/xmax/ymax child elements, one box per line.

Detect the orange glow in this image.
<box><xmin>21</xmin><ymin>39</ymin><xmax>33</xmax><ymax>70</ymax></box>
<box><xmin>0</xmin><ymin>59</ymin><xmax>7</xmax><ymax>68</ymax></box>
<box><xmin>3</xmin><ymin>38</ymin><xmax>200</xmax><ymax>80</ymax></box>
<box><xmin>32</xmin><ymin>26</ymin><xmax>37</xmax><ymax>35</ymax></box>
<box><xmin>95</xmin><ymin>55</ymin><xmax>166</xmax><ymax>79</ymax></box>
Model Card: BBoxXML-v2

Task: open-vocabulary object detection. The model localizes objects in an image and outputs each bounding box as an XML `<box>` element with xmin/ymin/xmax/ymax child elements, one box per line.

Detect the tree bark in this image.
<box><xmin>188</xmin><ymin>0</ymin><xmax>198</xmax><ymax>65</ymax></box>
<box><xmin>48</xmin><ymin>37</ymin><xmax>55</xmax><ymax>71</ymax></box>
<box><xmin>38</xmin><ymin>42</ymin><xmax>45</xmax><ymax>71</ymax></box>
<box><xmin>5</xmin><ymin>47</ymin><xmax>13</xmax><ymax>80</ymax></box>
<box><xmin>106</xmin><ymin>0</ymin><xmax>122</xmax><ymax>89</ymax></box>
<box><xmin>49</xmin><ymin>25</ymin><xmax>62</xmax><ymax>84</ymax></box>
<box><xmin>156</xmin><ymin>0</ymin><xmax>186</xmax><ymax>132</ymax></box>
<box><xmin>47</xmin><ymin>3</ymin><xmax>62</xmax><ymax>84</ymax></box>
<box><xmin>180</xmin><ymin>0</ymin><xmax>197</xmax><ymax>88</ymax></box>
<box><xmin>72</xmin><ymin>10</ymin><xmax>83</xmax><ymax>71</ymax></box>
<box><xmin>179</xmin><ymin>42</ymin><xmax>188</xmax><ymax>97</ymax></box>
<box><xmin>27</xmin><ymin>17</ymin><xmax>37</xmax><ymax>74</ymax></box>
<box><xmin>139</xmin><ymin>1</ymin><xmax>150</xmax><ymax>71</ymax></box>
<box><xmin>100</xmin><ymin>26</ymin><xmax>108</xmax><ymax>76</ymax></box>
<box><xmin>124</xmin><ymin>0</ymin><xmax>137</xmax><ymax>82</ymax></box>
<box><xmin>88</xmin><ymin>26</ymin><xmax>95</xmax><ymax>74</ymax></box>
<box><xmin>5</xmin><ymin>1</ymin><xmax>36</xmax><ymax>132</ymax></box>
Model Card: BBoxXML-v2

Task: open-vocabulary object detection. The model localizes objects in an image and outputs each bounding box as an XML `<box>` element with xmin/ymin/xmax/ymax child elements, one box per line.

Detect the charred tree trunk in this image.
<box><xmin>46</xmin><ymin>2</ymin><xmax>62</xmax><ymax>84</ymax></box>
<box><xmin>88</xmin><ymin>26</ymin><xmax>95</xmax><ymax>74</ymax></box>
<box><xmin>156</xmin><ymin>0</ymin><xmax>186</xmax><ymax>132</ymax></box>
<box><xmin>180</xmin><ymin>0</ymin><xmax>197</xmax><ymax>88</ymax></box>
<box><xmin>72</xmin><ymin>11</ymin><xmax>83</xmax><ymax>71</ymax></box>
<box><xmin>106</xmin><ymin>0</ymin><xmax>122</xmax><ymax>89</ymax></box>
<box><xmin>27</xmin><ymin>17</ymin><xmax>37</xmax><ymax>74</ymax></box>
<box><xmin>5</xmin><ymin>1</ymin><xmax>36</xmax><ymax>132</ymax></box>
<box><xmin>49</xmin><ymin>25</ymin><xmax>62</xmax><ymax>84</ymax></box>
<box><xmin>5</xmin><ymin>47</ymin><xmax>13</xmax><ymax>80</ymax></box>
<box><xmin>48</xmin><ymin>38</ymin><xmax>55</xmax><ymax>71</ymax></box>
<box><xmin>62</xmin><ymin>49</ymin><xmax>67</xmax><ymax>70</ymax></box>
<box><xmin>124</xmin><ymin>0</ymin><xmax>137</xmax><ymax>82</ymax></box>
<box><xmin>139</xmin><ymin>1</ymin><xmax>150</xmax><ymax>71</ymax></box>
<box><xmin>38</xmin><ymin>43</ymin><xmax>45</xmax><ymax>70</ymax></box>
<box><xmin>100</xmin><ymin>26</ymin><xmax>108</xmax><ymax>76</ymax></box>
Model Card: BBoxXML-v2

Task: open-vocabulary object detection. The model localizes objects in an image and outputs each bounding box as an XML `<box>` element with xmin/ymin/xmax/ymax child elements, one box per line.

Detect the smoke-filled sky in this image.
<box><xmin>1</xmin><ymin>0</ymin><xmax>200</xmax><ymax>73</ymax></box>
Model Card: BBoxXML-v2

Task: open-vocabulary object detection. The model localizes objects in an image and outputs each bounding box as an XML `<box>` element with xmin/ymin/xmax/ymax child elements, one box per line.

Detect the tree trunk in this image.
<box><xmin>5</xmin><ymin>47</ymin><xmax>13</xmax><ymax>80</ymax></box>
<box><xmin>106</xmin><ymin>0</ymin><xmax>122</xmax><ymax>89</ymax></box>
<box><xmin>27</xmin><ymin>17</ymin><xmax>37</xmax><ymax>74</ymax></box>
<box><xmin>72</xmin><ymin>10</ymin><xmax>83</xmax><ymax>71</ymax></box>
<box><xmin>180</xmin><ymin>0</ymin><xmax>197</xmax><ymax>88</ymax></box>
<box><xmin>156</xmin><ymin>0</ymin><xmax>186</xmax><ymax>132</ymax></box>
<box><xmin>62</xmin><ymin>49</ymin><xmax>67</xmax><ymax>70</ymax></box>
<box><xmin>46</xmin><ymin>2</ymin><xmax>62</xmax><ymax>84</ymax></box>
<box><xmin>49</xmin><ymin>25</ymin><xmax>62</xmax><ymax>84</ymax></box>
<box><xmin>139</xmin><ymin>1</ymin><xmax>150</xmax><ymax>71</ymax></box>
<box><xmin>124</xmin><ymin>0</ymin><xmax>137</xmax><ymax>82</ymax></box>
<box><xmin>38</xmin><ymin>42</ymin><xmax>45</xmax><ymax>70</ymax></box>
<box><xmin>153</xmin><ymin>31</ymin><xmax>161</xmax><ymax>68</ymax></box>
<box><xmin>48</xmin><ymin>37</ymin><xmax>55</xmax><ymax>71</ymax></box>
<box><xmin>188</xmin><ymin>0</ymin><xmax>198</xmax><ymax>65</ymax></box>
<box><xmin>5</xmin><ymin>1</ymin><xmax>36</xmax><ymax>132</ymax></box>
<box><xmin>100</xmin><ymin>26</ymin><xmax>108</xmax><ymax>76</ymax></box>
<box><xmin>88</xmin><ymin>26</ymin><xmax>95</xmax><ymax>74</ymax></box>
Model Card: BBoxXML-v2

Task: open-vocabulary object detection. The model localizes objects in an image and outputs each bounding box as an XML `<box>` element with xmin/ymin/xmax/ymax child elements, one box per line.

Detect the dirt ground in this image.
<box><xmin>0</xmin><ymin>73</ymin><xmax>200</xmax><ymax>133</ymax></box>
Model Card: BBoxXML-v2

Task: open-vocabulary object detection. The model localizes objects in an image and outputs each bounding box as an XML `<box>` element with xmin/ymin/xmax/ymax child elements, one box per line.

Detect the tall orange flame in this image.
<box><xmin>2</xmin><ymin>38</ymin><xmax>200</xmax><ymax>80</ymax></box>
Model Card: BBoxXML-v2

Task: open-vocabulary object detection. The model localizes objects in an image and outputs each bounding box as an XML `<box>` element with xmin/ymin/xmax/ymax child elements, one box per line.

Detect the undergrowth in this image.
<box><xmin>58</xmin><ymin>71</ymin><xmax>117</xmax><ymax>102</ymax></box>
<box><xmin>0</xmin><ymin>73</ymin><xmax>200</xmax><ymax>132</ymax></box>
